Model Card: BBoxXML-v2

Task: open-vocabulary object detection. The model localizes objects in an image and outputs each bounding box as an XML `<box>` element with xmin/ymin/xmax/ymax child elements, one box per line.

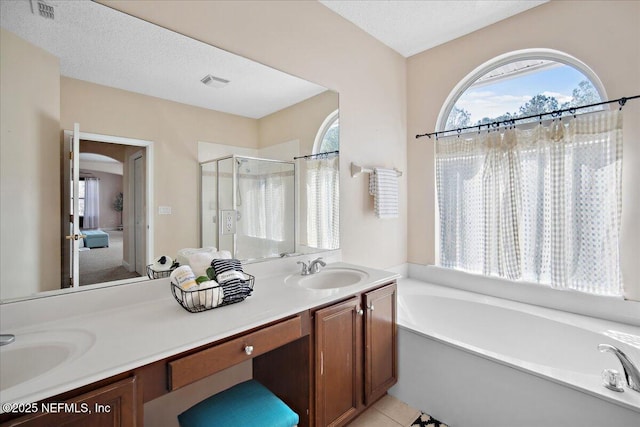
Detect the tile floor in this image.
<box><xmin>347</xmin><ymin>394</ymin><xmax>447</xmax><ymax>427</ymax></box>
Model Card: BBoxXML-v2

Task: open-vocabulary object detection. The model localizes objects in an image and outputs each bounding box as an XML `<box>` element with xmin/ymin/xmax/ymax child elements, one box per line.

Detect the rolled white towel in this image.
<box><xmin>188</xmin><ymin>252</ymin><xmax>215</xmax><ymax>278</ymax></box>
<box><xmin>176</xmin><ymin>247</ymin><xmax>217</xmax><ymax>267</ymax></box>
<box><xmin>215</xmin><ymin>250</ymin><xmax>232</xmax><ymax>260</ymax></box>
<box><xmin>153</xmin><ymin>255</ymin><xmax>174</xmax><ymax>271</ymax></box>
<box><xmin>198</xmin><ymin>280</ymin><xmax>223</xmax><ymax>309</ymax></box>
<box><xmin>170</xmin><ymin>265</ymin><xmax>199</xmax><ymax>308</ymax></box>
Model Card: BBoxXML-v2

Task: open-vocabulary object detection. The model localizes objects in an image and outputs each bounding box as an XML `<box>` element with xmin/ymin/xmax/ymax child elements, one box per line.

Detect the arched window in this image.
<box><xmin>438</xmin><ymin>49</ymin><xmax>606</xmax><ymax>132</ymax></box>
<box><xmin>434</xmin><ymin>50</ymin><xmax>623</xmax><ymax>297</ymax></box>
<box><xmin>305</xmin><ymin>110</ymin><xmax>339</xmax><ymax>250</ymax></box>
<box><xmin>313</xmin><ymin>109</ymin><xmax>339</xmax><ymax>153</ymax></box>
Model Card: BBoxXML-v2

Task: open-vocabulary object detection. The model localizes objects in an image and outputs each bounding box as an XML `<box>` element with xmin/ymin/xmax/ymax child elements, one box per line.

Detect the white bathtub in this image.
<box><xmin>389</xmin><ymin>278</ymin><xmax>640</xmax><ymax>427</ymax></box>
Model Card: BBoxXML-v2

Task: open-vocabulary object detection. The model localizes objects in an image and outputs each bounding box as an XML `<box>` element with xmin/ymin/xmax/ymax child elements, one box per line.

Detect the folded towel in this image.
<box><xmin>369</xmin><ymin>168</ymin><xmax>399</xmax><ymax>219</ymax></box>
<box><xmin>216</xmin><ymin>250</ymin><xmax>232</xmax><ymax>259</ymax></box>
<box><xmin>177</xmin><ymin>247</ymin><xmax>217</xmax><ymax>267</ymax></box>
<box><xmin>210</xmin><ymin>259</ymin><xmax>252</xmax><ymax>304</ymax></box>
<box><xmin>152</xmin><ymin>255</ymin><xmax>174</xmax><ymax>271</ymax></box>
<box><xmin>188</xmin><ymin>252</ymin><xmax>215</xmax><ymax>278</ymax></box>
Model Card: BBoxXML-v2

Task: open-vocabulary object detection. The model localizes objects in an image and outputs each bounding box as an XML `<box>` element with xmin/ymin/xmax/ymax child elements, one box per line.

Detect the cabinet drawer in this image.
<box><xmin>168</xmin><ymin>316</ymin><xmax>302</xmax><ymax>390</ymax></box>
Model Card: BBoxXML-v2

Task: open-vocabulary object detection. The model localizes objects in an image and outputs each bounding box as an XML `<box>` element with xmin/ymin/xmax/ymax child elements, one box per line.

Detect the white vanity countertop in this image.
<box><xmin>0</xmin><ymin>262</ymin><xmax>399</xmax><ymax>410</ymax></box>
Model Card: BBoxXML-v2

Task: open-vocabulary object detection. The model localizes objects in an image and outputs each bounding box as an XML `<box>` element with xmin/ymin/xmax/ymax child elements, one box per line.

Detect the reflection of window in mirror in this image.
<box><xmin>313</xmin><ymin>109</ymin><xmax>339</xmax><ymax>154</ymax></box>
<box><xmin>70</xmin><ymin>178</ymin><xmax>88</xmax><ymax>228</ymax></box>
<box><xmin>305</xmin><ymin>110</ymin><xmax>339</xmax><ymax>250</ymax></box>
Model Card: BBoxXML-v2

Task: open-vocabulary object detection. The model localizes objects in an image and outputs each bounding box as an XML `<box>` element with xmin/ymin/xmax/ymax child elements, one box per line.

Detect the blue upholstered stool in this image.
<box><xmin>82</xmin><ymin>229</ymin><xmax>109</xmax><ymax>248</ymax></box>
<box><xmin>178</xmin><ymin>380</ymin><xmax>299</xmax><ymax>427</ymax></box>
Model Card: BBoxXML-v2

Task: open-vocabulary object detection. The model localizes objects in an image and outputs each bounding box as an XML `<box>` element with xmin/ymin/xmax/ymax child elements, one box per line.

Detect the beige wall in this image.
<box><xmin>258</xmin><ymin>90</ymin><xmax>339</xmax><ymax>154</ymax></box>
<box><xmin>103</xmin><ymin>0</ymin><xmax>408</xmax><ymax>269</ymax></box>
<box><xmin>0</xmin><ymin>29</ymin><xmax>61</xmax><ymax>299</ymax></box>
<box><xmin>61</xmin><ymin>77</ymin><xmax>259</xmax><ymax>257</ymax></box>
<box><xmin>406</xmin><ymin>1</ymin><xmax>640</xmax><ymax>300</ymax></box>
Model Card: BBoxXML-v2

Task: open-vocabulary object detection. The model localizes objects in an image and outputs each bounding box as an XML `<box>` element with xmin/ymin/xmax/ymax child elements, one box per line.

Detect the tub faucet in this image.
<box><xmin>0</xmin><ymin>334</ymin><xmax>15</xmax><ymax>346</ymax></box>
<box><xmin>598</xmin><ymin>344</ymin><xmax>640</xmax><ymax>393</ymax></box>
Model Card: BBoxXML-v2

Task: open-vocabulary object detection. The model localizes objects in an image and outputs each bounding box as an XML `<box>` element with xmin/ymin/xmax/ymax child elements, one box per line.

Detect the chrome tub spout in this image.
<box><xmin>598</xmin><ymin>343</ymin><xmax>640</xmax><ymax>393</ymax></box>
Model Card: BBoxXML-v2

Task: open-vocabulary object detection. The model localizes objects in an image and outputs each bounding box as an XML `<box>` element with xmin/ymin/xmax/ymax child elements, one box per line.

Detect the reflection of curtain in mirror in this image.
<box><xmin>306</xmin><ymin>156</ymin><xmax>339</xmax><ymax>249</ymax></box>
<box><xmin>83</xmin><ymin>177</ymin><xmax>100</xmax><ymax>229</ymax></box>
<box><xmin>240</xmin><ymin>174</ymin><xmax>286</xmax><ymax>241</ymax></box>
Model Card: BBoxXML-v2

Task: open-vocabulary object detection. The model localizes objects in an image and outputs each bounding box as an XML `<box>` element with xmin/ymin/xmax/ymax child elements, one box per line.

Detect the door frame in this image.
<box><xmin>62</xmin><ymin>129</ymin><xmax>154</xmax><ymax>286</ymax></box>
<box><xmin>129</xmin><ymin>150</ymin><xmax>145</xmax><ymax>275</ymax></box>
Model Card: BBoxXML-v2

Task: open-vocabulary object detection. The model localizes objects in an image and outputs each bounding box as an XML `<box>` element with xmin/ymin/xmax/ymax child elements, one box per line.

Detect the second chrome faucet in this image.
<box><xmin>297</xmin><ymin>257</ymin><xmax>326</xmax><ymax>276</ymax></box>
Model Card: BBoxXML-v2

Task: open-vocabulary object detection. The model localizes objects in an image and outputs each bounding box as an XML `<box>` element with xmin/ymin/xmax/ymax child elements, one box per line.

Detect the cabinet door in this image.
<box><xmin>4</xmin><ymin>377</ymin><xmax>138</xmax><ymax>427</ymax></box>
<box><xmin>364</xmin><ymin>283</ymin><xmax>397</xmax><ymax>405</ymax></box>
<box><xmin>315</xmin><ymin>296</ymin><xmax>362</xmax><ymax>427</ymax></box>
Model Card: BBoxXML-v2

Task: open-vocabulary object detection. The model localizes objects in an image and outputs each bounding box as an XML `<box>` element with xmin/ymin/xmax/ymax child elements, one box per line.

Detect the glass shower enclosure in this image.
<box><xmin>201</xmin><ymin>155</ymin><xmax>296</xmax><ymax>261</ymax></box>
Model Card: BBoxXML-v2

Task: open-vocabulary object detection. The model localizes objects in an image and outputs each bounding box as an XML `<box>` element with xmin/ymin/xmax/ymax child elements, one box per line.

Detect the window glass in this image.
<box><xmin>318</xmin><ymin>117</ymin><xmax>339</xmax><ymax>153</ymax></box>
<box><xmin>446</xmin><ymin>60</ymin><xmax>602</xmax><ymax>130</ymax></box>
<box><xmin>70</xmin><ymin>179</ymin><xmax>86</xmax><ymax>216</ymax></box>
<box><xmin>437</xmin><ymin>56</ymin><xmax>620</xmax><ymax>296</ymax></box>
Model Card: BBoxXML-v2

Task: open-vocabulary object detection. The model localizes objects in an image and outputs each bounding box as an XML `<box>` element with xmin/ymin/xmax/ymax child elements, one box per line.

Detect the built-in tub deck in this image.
<box><xmin>390</xmin><ymin>277</ymin><xmax>640</xmax><ymax>427</ymax></box>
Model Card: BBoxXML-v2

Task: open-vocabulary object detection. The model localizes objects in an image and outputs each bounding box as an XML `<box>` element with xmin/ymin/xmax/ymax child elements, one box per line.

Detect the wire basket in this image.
<box><xmin>171</xmin><ymin>272</ymin><xmax>255</xmax><ymax>313</ymax></box>
<box><xmin>146</xmin><ymin>264</ymin><xmax>178</xmax><ymax>279</ymax></box>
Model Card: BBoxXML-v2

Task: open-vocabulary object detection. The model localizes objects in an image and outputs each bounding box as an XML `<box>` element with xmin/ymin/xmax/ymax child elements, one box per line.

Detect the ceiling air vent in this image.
<box><xmin>31</xmin><ymin>0</ymin><xmax>55</xmax><ymax>20</ymax></box>
<box><xmin>201</xmin><ymin>74</ymin><xmax>230</xmax><ymax>89</ymax></box>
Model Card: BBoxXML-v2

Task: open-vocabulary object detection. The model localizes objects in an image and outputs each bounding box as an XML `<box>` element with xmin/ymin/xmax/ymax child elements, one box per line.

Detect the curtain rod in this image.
<box><xmin>293</xmin><ymin>150</ymin><xmax>339</xmax><ymax>160</ymax></box>
<box><xmin>416</xmin><ymin>94</ymin><xmax>640</xmax><ymax>140</ymax></box>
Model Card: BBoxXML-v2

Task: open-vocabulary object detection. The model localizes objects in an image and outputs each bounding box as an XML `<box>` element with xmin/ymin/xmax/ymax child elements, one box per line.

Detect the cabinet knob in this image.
<box><xmin>368</xmin><ymin>304</ymin><xmax>375</xmax><ymax>311</ymax></box>
<box><xmin>244</xmin><ymin>345</ymin><xmax>254</xmax><ymax>355</ymax></box>
<box><xmin>357</xmin><ymin>309</ymin><xmax>364</xmax><ymax>316</ymax></box>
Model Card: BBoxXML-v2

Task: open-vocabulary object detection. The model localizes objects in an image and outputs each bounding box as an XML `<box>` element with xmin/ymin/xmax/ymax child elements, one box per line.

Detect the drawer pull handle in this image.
<box><xmin>244</xmin><ymin>345</ymin><xmax>254</xmax><ymax>355</ymax></box>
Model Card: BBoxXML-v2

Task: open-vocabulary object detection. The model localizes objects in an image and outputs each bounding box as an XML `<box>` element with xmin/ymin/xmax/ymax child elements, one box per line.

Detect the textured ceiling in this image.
<box><xmin>0</xmin><ymin>0</ymin><xmax>327</xmax><ymax>119</ymax></box>
<box><xmin>319</xmin><ymin>0</ymin><xmax>548</xmax><ymax>57</ymax></box>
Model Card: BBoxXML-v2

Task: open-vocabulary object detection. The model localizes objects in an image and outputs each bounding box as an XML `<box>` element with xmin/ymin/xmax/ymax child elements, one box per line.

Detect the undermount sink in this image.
<box><xmin>286</xmin><ymin>267</ymin><xmax>369</xmax><ymax>290</ymax></box>
<box><xmin>0</xmin><ymin>329</ymin><xmax>95</xmax><ymax>391</ymax></box>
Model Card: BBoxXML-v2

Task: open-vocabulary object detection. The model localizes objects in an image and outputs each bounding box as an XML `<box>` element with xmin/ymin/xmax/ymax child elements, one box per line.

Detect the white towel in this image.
<box><xmin>198</xmin><ymin>280</ymin><xmax>223</xmax><ymax>309</ymax></box>
<box><xmin>215</xmin><ymin>250</ymin><xmax>232</xmax><ymax>259</ymax></box>
<box><xmin>369</xmin><ymin>168</ymin><xmax>399</xmax><ymax>219</ymax></box>
<box><xmin>176</xmin><ymin>247</ymin><xmax>217</xmax><ymax>267</ymax></box>
<box><xmin>188</xmin><ymin>252</ymin><xmax>215</xmax><ymax>278</ymax></box>
<box><xmin>170</xmin><ymin>265</ymin><xmax>199</xmax><ymax>307</ymax></box>
<box><xmin>152</xmin><ymin>255</ymin><xmax>173</xmax><ymax>271</ymax></box>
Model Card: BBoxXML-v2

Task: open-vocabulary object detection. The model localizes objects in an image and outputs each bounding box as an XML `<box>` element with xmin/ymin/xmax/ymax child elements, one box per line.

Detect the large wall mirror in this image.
<box><xmin>0</xmin><ymin>0</ymin><xmax>339</xmax><ymax>302</ymax></box>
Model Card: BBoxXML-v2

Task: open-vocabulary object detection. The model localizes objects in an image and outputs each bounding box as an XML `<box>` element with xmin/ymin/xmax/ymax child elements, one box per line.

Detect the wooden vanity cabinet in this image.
<box><xmin>314</xmin><ymin>296</ymin><xmax>363</xmax><ymax>427</ymax></box>
<box><xmin>1</xmin><ymin>376</ymin><xmax>139</xmax><ymax>427</ymax></box>
<box><xmin>1</xmin><ymin>282</ymin><xmax>396</xmax><ymax>427</ymax></box>
<box><xmin>363</xmin><ymin>283</ymin><xmax>398</xmax><ymax>405</ymax></box>
<box><xmin>314</xmin><ymin>282</ymin><xmax>397</xmax><ymax>427</ymax></box>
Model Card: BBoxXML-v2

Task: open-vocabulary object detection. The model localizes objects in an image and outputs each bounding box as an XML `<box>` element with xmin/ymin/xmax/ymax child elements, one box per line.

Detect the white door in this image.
<box><xmin>134</xmin><ymin>155</ymin><xmax>145</xmax><ymax>275</ymax></box>
<box><xmin>65</xmin><ymin>123</ymin><xmax>83</xmax><ymax>288</ymax></box>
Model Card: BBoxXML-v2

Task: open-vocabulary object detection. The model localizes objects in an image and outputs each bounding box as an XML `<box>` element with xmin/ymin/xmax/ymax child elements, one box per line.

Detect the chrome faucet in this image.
<box><xmin>308</xmin><ymin>257</ymin><xmax>326</xmax><ymax>274</ymax></box>
<box><xmin>598</xmin><ymin>344</ymin><xmax>640</xmax><ymax>393</ymax></box>
<box><xmin>297</xmin><ymin>260</ymin><xmax>310</xmax><ymax>275</ymax></box>
<box><xmin>0</xmin><ymin>334</ymin><xmax>15</xmax><ymax>346</ymax></box>
<box><xmin>297</xmin><ymin>257</ymin><xmax>326</xmax><ymax>276</ymax></box>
